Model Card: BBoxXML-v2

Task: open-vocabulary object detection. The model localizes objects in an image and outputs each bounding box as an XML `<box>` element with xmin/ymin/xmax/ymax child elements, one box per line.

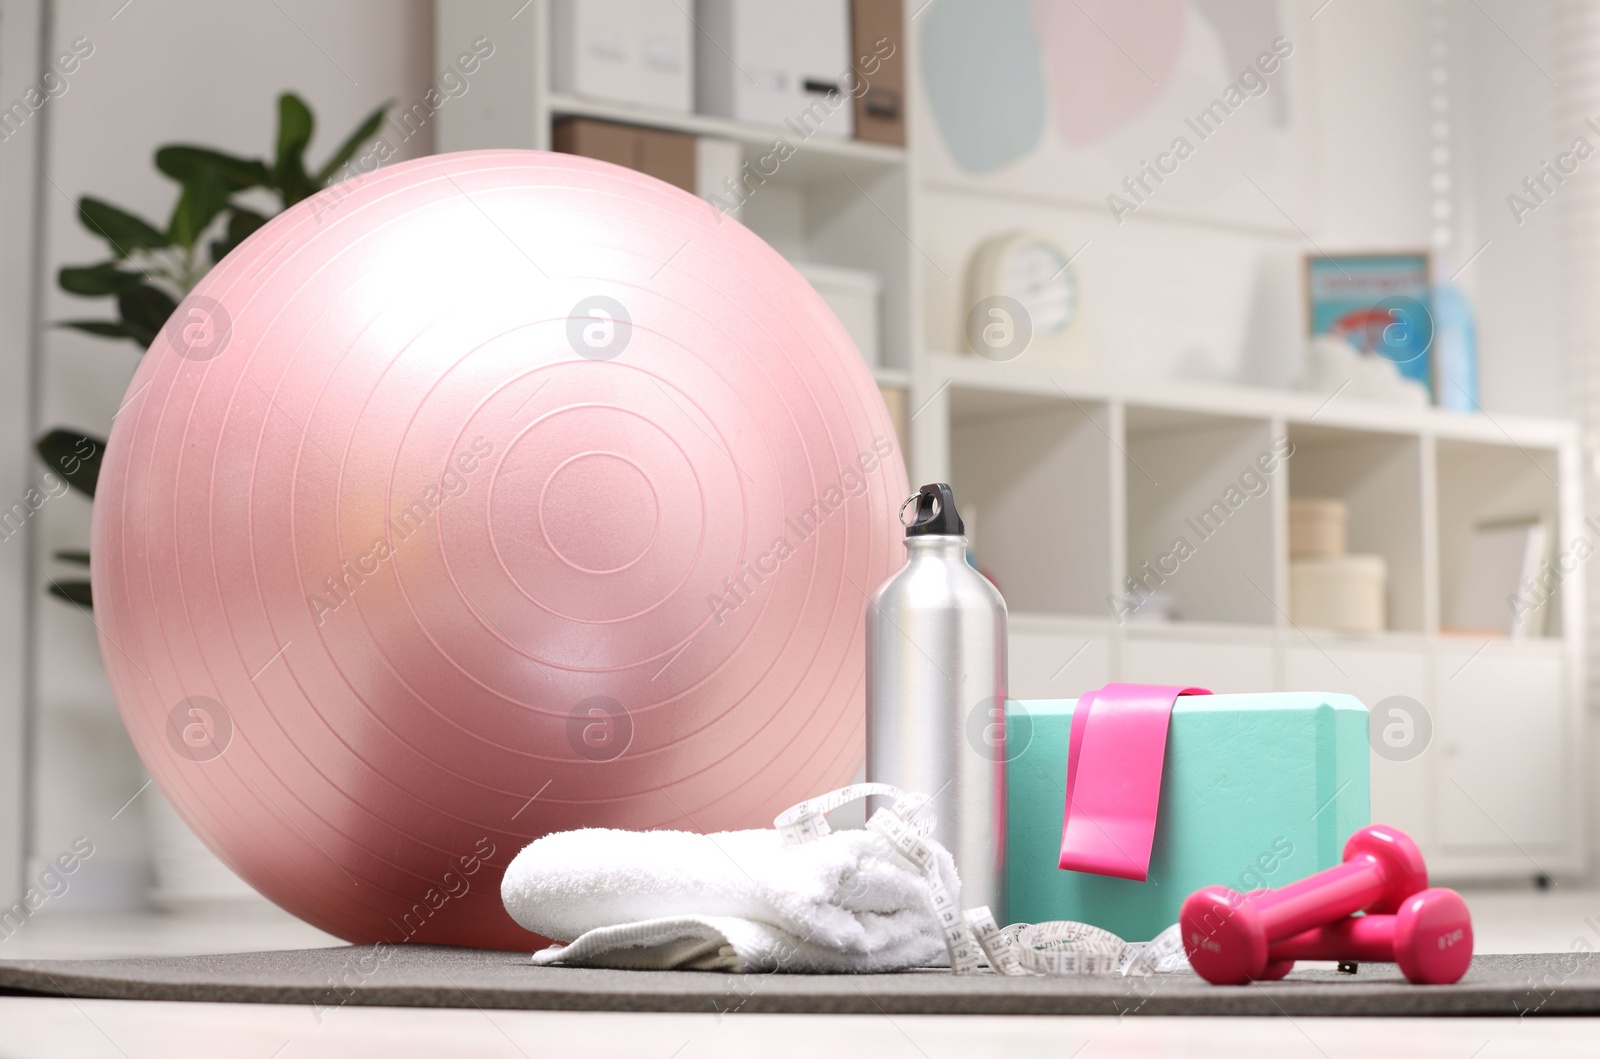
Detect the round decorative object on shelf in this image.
<box><xmin>92</xmin><ymin>149</ymin><xmax>907</xmax><ymax>947</ymax></box>
<box><xmin>963</xmin><ymin>231</ymin><xmax>1080</xmax><ymax>361</ymax></box>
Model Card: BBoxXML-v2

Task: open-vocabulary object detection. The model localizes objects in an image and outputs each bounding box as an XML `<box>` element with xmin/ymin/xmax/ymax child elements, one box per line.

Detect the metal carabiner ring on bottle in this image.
<box><xmin>898</xmin><ymin>491</ymin><xmax>941</xmax><ymax>528</ymax></box>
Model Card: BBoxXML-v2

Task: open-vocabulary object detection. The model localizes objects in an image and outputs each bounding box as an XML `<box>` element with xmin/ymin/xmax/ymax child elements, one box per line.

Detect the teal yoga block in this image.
<box><xmin>1005</xmin><ymin>693</ymin><xmax>1370</xmax><ymax>942</ymax></box>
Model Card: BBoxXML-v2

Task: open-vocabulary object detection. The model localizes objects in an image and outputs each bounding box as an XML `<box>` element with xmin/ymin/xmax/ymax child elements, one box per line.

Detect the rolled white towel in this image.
<box><xmin>501</xmin><ymin>824</ymin><xmax>960</xmax><ymax>973</ymax></box>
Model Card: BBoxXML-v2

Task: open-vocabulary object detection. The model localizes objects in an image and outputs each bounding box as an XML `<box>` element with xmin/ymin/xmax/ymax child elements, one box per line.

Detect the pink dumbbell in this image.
<box><xmin>1268</xmin><ymin>887</ymin><xmax>1473</xmax><ymax>985</ymax></box>
<box><xmin>1181</xmin><ymin>824</ymin><xmax>1429</xmax><ymax>985</ymax></box>
<box><xmin>1255</xmin><ymin>959</ymin><xmax>1294</xmax><ymax>981</ymax></box>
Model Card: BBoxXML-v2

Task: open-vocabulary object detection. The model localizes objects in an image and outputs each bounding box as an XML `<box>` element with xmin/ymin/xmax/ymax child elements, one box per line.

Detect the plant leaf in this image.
<box><xmin>155</xmin><ymin>146</ymin><xmax>270</xmax><ymax>192</ymax></box>
<box><xmin>168</xmin><ymin>167</ymin><xmax>231</xmax><ymax>249</ymax></box>
<box><xmin>59</xmin><ymin>262</ymin><xmax>146</xmax><ymax>297</ymax></box>
<box><xmin>35</xmin><ymin>429</ymin><xmax>106</xmax><ymax>497</ymax></box>
<box><xmin>117</xmin><ymin>285</ymin><xmax>179</xmax><ymax>342</ymax></box>
<box><xmin>274</xmin><ymin>92</ymin><xmax>316</xmax><ymax>207</ymax></box>
<box><xmin>57</xmin><ymin>319</ymin><xmax>157</xmax><ymax>346</ymax></box>
<box><xmin>54</xmin><ymin>549</ymin><xmax>91</xmax><ymax>566</ymax></box>
<box><xmin>47</xmin><ymin>580</ymin><xmax>93</xmax><ymax>608</ymax></box>
<box><xmin>209</xmin><ymin>207</ymin><xmax>270</xmax><ymax>263</ymax></box>
<box><xmin>315</xmin><ymin>101</ymin><xmax>390</xmax><ymax>186</ymax></box>
<box><xmin>78</xmin><ymin>197</ymin><xmax>169</xmax><ymax>256</ymax></box>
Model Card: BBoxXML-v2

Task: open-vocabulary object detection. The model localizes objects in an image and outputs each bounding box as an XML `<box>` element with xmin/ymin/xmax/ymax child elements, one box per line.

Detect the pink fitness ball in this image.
<box><xmin>91</xmin><ymin>150</ymin><xmax>907</xmax><ymax>947</ymax></box>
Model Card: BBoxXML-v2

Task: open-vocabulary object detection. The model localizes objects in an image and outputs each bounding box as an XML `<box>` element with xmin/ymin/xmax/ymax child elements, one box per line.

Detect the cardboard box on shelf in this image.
<box><xmin>851</xmin><ymin>0</ymin><xmax>904</xmax><ymax>145</ymax></box>
<box><xmin>1291</xmin><ymin>554</ymin><xmax>1388</xmax><ymax>634</ymax></box>
<box><xmin>879</xmin><ymin>383</ymin><xmax>907</xmax><ymax>458</ymax></box>
<box><xmin>1289</xmin><ymin>497</ymin><xmax>1348</xmax><ymax>559</ymax></box>
<box><xmin>552</xmin><ymin>118</ymin><xmax>696</xmax><ymax>193</ymax></box>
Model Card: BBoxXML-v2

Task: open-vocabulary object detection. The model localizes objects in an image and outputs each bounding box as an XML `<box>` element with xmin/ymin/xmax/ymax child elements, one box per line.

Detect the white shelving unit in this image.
<box><xmin>437</xmin><ymin>0</ymin><xmax>1587</xmax><ymax>883</ymax></box>
<box><xmin>436</xmin><ymin>0</ymin><xmax>914</xmax><ymax>395</ymax></box>
<box><xmin>912</xmin><ymin>353</ymin><xmax>1586</xmax><ymax>882</ymax></box>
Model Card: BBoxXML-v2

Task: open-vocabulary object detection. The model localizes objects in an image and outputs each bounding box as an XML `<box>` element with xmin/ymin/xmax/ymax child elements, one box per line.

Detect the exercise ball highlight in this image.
<box><xmin>91</xmin><ymin>150</ymin><xmax>907</xmax><ymax>947</ymax></box>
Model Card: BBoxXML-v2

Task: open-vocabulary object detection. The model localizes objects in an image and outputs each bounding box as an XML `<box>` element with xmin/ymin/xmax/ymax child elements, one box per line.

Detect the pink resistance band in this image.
<box><xmin>1058</xmin><ymin>682</ymin><xmax>1212</xmax><ymax>881</ymax></box>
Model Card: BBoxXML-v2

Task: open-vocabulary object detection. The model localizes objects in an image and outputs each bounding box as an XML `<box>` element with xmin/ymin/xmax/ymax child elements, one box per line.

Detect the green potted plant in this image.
<box><xmin>40</xmin><ymin>92</ymin><xmax>387</xmax><ymax>606</ymax></box>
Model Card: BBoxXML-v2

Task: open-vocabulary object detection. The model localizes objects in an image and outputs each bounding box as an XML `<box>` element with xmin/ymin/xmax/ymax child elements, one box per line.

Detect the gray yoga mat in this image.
<box><xmin>0</xmin><ymin>947</ymin><xmax>1592</xmax><ymax>1016</ymax></box>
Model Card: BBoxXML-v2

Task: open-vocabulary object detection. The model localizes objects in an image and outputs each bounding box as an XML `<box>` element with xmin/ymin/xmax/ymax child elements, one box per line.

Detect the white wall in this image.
<box><xmin>915</xmin><ymin>0</ymin><xmax>1567</xmax><ymax>417</ymax></box>
<box><xmin>0</xmin><ymin>0</ymin><xmax>49</xmax><ymax>902</ymax></box>
<box><xmin>913</xmin><ymin>1</ymin><xmax>1326</xmax><ymax>388</ymax></box>
<box><xmin>1305</xmin><ymin>0</ymin><xmax>1433</xmax><ymax>245</ymax></box>
<box><xmin>1455</xmin><ymin>0</ymin><xmax>1566</xmax><ymax>419</ymax></box>
<box><xmin>31</xmin><ymin>0</ymin><xmax>432</xmax><ymax>908</ymax></box>
<box><xmin>1308</xmin><ymin>0</ymin><xmax>1566</xmax><ymax>419</ymax></box>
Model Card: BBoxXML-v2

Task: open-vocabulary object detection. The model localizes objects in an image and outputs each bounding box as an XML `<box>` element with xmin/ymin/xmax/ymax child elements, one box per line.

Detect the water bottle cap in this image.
<box><xmin>899</xmin><ymin>483</ymin><xmax>965</xmax><ymax>537</ymax></box>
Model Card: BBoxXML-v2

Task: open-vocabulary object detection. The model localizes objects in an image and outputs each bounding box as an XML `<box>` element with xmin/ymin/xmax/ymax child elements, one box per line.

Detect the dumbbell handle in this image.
<box><xmin>1267</xmin><ymin>888</ymin><xmax>1474</xmax><ymax>985</ymax></box>
<box><xmin>1271</xmin><ymin>914</ymin><xmax>1395</xmax><ymax>962</ymax></box>
<box><xmin>1248</xmin><ymin>856</ymin><xmax>1392</xmax><ymax>943</ymax></box>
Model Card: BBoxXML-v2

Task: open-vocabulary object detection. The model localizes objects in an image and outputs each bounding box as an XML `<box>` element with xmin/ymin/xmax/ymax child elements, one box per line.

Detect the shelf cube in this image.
<box><xmin>695</xmin><ymin>0</ymin><xmax>854</xmax><ymax>139</ymax></box>
<box><xmin>552</xmin><ymin>0</ymin><xmax>693</xmax><ymax>114</ymax></box>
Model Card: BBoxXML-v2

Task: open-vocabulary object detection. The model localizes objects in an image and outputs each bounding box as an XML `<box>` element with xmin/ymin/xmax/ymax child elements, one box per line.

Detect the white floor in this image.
<box><xmin>6</xmin><ymin>1002</ymin><xmax>1599</xmax><ymax>1059</ymax></box>
<box><xmin>0</xmin><ymin>886</ymin><xmax>1595</xmax><ymax>1058</ymax></box>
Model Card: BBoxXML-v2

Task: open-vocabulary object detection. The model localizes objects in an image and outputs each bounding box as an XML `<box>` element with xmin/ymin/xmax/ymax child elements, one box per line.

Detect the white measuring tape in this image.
<box><xmin>774</xmin><ymin>783</ymin><xmax>1189</xmax><ymax>977</ymax></box>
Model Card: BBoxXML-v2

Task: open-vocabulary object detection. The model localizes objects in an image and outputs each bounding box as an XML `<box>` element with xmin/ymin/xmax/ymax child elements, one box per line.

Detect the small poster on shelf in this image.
<box><xmin>1305</xmin><ymin>252</ymin><xmax>1434</xmax><ymax>400</ymax></box>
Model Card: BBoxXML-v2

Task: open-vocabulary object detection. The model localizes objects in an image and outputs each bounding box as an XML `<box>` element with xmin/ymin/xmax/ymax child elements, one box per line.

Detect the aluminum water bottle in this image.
<box><xmin>866</xmin><ymin>483</ymin><xmax>1008</xmax><ymax>921</ymax></box>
